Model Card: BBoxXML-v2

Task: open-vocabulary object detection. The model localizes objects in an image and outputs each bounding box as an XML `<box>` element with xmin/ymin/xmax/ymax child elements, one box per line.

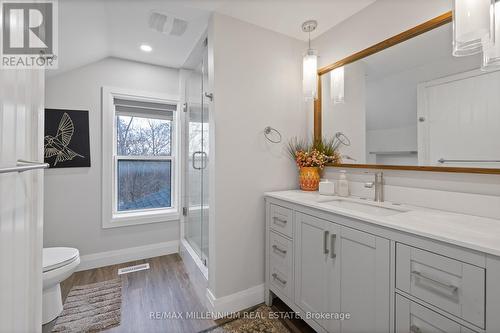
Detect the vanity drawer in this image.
<box><xmin>269</xmin><ymin>231</ymin><xmax>292</xmax><ymax>270</ymax></box>
<box><xmin>395</xmin><ymin>294</ymin><xmax>478</xmax><ymax>333</ymax></box>
<box><xmin>269</xmin><ymin>231</ymin><xmax>293</xmax><ymax>299</ymax></box>
<box><xmin>396</xmin><ymin>243</ymin><xmax>485</xmax><ymax>329</ymax></box>
<box><xmin>269</xmin><ymin>204</ymin><xmax>293</xmax><ymax>238</ymax></box>
<box><xmin>269</xmin><ymin>266</ymin><xmax>292</xmax><ymax>299</ymax></box>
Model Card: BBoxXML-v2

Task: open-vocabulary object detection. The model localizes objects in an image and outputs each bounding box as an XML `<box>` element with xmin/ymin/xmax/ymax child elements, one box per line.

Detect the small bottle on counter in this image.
<box><xmin>337</xmin><ymin>170</ymin><xmax>350</xmax><ymax>197</ymax></box>
<box><xmin>319</xmin><ymin>179</ymin><xmax>335</xmax><ymax>196</ymax></box>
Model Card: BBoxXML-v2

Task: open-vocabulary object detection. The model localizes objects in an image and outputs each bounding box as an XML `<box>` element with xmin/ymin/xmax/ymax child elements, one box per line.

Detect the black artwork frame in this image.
<box><xmin>44</xmin><ymin>109</ymin><xmax>91</xmax><ymax>168</ymax></box>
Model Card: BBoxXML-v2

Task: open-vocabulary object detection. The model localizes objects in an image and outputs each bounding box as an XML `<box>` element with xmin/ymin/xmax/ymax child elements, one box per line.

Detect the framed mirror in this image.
<box><xmin>315</xmin><ymin>12</ymin><xmax>500</xmax><ymax>174</ymax></box>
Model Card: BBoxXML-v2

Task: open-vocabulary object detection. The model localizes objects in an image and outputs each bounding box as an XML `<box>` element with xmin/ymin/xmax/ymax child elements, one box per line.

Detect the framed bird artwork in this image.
<box><xmin>44</xmin><ymin>109</ymin><xmax>91</xmax><ymax>168</ymax></box>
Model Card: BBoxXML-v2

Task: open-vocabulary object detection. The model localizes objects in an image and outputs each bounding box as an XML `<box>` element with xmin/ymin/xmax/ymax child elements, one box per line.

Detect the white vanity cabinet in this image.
<box><xmin>338</xmin><ymin>226</ymin><xmax>390</xmax><ymax>333</ymax></box>
<box><xmin>294</xmin><ymin>212</ymin><xmax>341</xmax><ymax>333</ymax></box>
<box><xmin>395</xmin><ymin>294</ymin><xmax>477</xmax><ymax>333</ymax></box>
<box><xmin>265</xmin><ymin>194</ymin><xmax>500</xmax><ymax>333</ymax></box>
<box><xmin>396</xmin><ymin>243</ymin><xmax>485</xmax><ymax>329</ymax></box>
<box><xmin>293</xmin><ymin>211</ymin><xmax>390</xmax><ymax>333</ymax></box>
<box><xmin>266</xmin><ymin>202</ymin><xmax>391</xmax><ymax>333</ymax></box>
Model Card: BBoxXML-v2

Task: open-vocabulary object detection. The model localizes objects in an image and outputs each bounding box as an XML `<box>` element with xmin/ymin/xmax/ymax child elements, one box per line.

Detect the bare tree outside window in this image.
<box><xmin>117</xmin><ymin>115</ymin><xmax>172</xmax><ymax>156</ymax></box>
<box><xmin>116</xmin><ymin>115</ymin><xmax>173</xmax><ymax>211</ymax></box>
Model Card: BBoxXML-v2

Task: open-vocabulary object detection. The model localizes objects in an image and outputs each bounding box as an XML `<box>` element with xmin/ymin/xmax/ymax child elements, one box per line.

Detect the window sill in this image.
<box><xmin>103</xmin><ymin>209</ymin><xmax>180</xmax><ymax>229</ymax></box>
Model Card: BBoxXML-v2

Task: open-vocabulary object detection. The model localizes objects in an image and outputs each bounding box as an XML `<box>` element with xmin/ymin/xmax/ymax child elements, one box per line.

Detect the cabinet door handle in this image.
<box><xmin>273</xmin><ymin>216</ymin><xmax>287</xmax><ymax>224</ymax></box>
<box><xmin>272</xmin><ymin>273</ymin><xmax>287</xmax><ymax>285</ymax></box>
<box><xmin>272</xmin><ymin>245</ymin><xmax>287</xmax><ymax>255</ymax></box>
<box><xmin>324</xmin><ymin>230</ymin><xmax>330</xmax><ymax>254</ymax></box>
<box><xmin>330</xmin><ymin>234</ymin><xmax>337</xmax><ymax>259</ymax></box>
<box><xmin>411</xmin><ymin>270</ymin><xmax>458</xmax><ymax>293</ymax></box>
<box><xmin>410</xmin><ymin>324</ymin><xmax>421</xmax><ymax>333</ymax></box>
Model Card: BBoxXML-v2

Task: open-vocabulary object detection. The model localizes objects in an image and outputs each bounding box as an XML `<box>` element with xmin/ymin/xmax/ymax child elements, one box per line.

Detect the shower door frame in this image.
<box><xmin>182</xmin><ymin>47</ymin><xmax>209</xmax><ymax>270</ymax></box>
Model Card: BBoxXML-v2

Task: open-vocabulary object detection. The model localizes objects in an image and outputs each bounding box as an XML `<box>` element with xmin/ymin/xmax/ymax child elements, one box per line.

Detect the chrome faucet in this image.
<box><xmin>364</xmin><ymin>172</ymin><xmax>384</xmax><ymax>202</ymax></box>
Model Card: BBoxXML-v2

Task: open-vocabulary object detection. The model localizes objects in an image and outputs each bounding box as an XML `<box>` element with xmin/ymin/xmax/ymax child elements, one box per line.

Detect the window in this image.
<box><xmin>102</xmin><ymin>88</ymin><xmax>179</xmax><ymax>228</ymax></box>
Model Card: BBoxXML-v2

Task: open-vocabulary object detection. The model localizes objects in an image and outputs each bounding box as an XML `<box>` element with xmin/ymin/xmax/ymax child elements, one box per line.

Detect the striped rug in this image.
<box><xmin>52</xmin><ymin>279</ymin><xmax>122</xmax><ymax>332</ymax></box>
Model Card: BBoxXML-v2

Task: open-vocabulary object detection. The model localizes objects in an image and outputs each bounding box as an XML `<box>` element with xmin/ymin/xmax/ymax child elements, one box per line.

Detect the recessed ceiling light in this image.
<box><xmin>140</xmin><ymin>44</ymin><xmax>152</xmax><ymax>52</ymax></box>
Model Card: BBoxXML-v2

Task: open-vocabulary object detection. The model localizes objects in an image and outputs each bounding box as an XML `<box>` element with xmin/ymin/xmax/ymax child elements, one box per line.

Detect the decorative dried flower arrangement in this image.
<box><xmin>287</xmin><ymin>136</ymin><xmax>342</xmax><ymax>169</ymax></box>
<box><xmin>287</xmin><ymin>136</ymin><xmax>343</xmax><ymax>191</ymax></box>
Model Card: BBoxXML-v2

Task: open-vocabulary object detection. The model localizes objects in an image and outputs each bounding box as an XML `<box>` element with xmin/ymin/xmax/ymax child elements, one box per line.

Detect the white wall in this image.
<box><xmin>208</xmin><ymin>13</ymin><xmax>306</xmax><ymax>299</ymax></box>
<box><xmin>44</xmin><ymin>57</ymin><xmax>180</xmax><ymax>256</ymax></box>
<box><xmin>314</xmin><ymin>0</ymin><xmax>500</xmax><ymax>220</ymax></box>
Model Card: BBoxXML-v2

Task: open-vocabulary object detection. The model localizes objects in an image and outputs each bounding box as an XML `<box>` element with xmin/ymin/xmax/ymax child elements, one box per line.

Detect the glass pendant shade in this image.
<box><xmin>482</xmin><ymin>0</ymin><xmax>500</xmax><ymax>70</ymax></box>
<box><xmin>453</xmin><ymin>0</ymin><xmax>493</xmax><ymax>56</ymax></box>
<box><xmin>303</xmin><ymin>49</ymin><xmax>318</xmax><ymax>101</ymax></box>
<box><xmin>330</xmin><ymin>66</ymin><xmax>345</xmax><ymax>104</ymax></box>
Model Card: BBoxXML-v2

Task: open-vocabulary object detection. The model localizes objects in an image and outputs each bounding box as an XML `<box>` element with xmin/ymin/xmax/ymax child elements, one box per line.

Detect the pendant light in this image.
<box><xmin>302</xmin><ymin>20</ymin><xmax>318</xmax><ymax>101</ymax></box>
<box><xmin>453</xmin><ymin>0</ymin><xmax>493</xmax><ymax>56</ymax></box>
<box><xmin>482</xmin><ymin>0</ymin><xmax>500</xmax><ymax>70</ymax></box>
<box><xmin>330</xmin><ymin>66</ymin><xmax>345</xmax><ymax>104</ymax></box>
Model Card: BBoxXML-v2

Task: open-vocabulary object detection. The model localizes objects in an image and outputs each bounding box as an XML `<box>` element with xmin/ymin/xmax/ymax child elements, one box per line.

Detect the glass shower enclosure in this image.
<box><xmin>184</xmin><ymin>45</ymin><xmax>209</xmax><ymax>268</ymax></box>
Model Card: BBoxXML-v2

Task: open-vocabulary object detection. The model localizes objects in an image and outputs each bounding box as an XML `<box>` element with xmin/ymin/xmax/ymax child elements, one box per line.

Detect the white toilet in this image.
<box><xmin>42</xmin><ymin>247</ymin><xmax>80</xmax><ymax>324</ymax></box>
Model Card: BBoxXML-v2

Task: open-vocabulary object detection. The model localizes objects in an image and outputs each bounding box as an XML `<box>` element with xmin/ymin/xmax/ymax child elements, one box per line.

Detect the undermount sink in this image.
<box><xmin>319</xmin><ymin>198</ymin><xmax>408</xmax><ymax>216</ymax></box>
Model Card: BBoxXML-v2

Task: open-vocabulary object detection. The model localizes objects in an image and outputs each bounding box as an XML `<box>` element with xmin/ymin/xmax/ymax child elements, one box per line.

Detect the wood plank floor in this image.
<box><xmin>42</xmin><ymin>254</ymin><xmax>215</xmax><ymax>333</ymax></box>
<box><xmin>42</xmin><ymin>254</ymin><xmax>315</xmax><ymax>333</ymax></box>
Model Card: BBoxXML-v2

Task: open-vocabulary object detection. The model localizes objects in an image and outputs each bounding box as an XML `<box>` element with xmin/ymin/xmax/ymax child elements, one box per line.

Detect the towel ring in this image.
<box><xmin>264</xmin><ymin>126</ymin><xmax>282</xmax><ymax>144</ymax></box>
<box><xmin>335</xmin><ymin>132</ymin><xmax>351</xmax><ymax>147</ymax></box>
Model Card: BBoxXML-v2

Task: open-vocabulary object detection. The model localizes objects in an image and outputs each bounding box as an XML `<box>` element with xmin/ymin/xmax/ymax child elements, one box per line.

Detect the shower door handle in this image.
<box><xmin>192</xmin><ymin>151</ymin><xmax>208</xmax><ymax>170</ymax></box>
<box><xmin>204</xmin><ymin>92</ymin><xmax>213</xmax><ymax>101</ymax></box>
<box><xmin>192</xmin><ymin>152</ymin><xmax>202</xmax><ymax>170</ymax></box>
<box><xmin>200</xmin><ymin>152</ymin><xmax>207</xmax><ymax>169</ymax></box>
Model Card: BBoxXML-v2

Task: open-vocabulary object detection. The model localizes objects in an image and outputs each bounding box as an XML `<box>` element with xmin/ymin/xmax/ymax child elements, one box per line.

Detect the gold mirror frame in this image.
<box><xmin>314</xmin><ymin>11</ymin><xmax>500</xmax><ymax>175</ymax></box>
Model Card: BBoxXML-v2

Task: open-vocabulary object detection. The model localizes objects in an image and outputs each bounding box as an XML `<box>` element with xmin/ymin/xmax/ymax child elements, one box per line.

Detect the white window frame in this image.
<box><xmin>102</xmin><ymin>86</ymin><xmax>180</xmax><ymax>228</ymax></box>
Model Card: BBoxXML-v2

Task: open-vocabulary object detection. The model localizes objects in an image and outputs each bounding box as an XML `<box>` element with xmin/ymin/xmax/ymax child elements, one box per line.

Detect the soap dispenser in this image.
<box><xmin>337</xmin><ymin>170</ymin><xmax>350</xmax><ymax>197</ymax></box>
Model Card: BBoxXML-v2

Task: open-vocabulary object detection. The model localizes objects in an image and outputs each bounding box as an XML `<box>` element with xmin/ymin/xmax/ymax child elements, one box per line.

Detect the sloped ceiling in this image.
<box><xmin>185</xmin><ymin>0</ymin><xmax>375</xmax><ymax>41</ymax></box>
<box><xmin>52</xmin><ymin>0</ymin><xmax>211</xmax><ymax>76</ymax></box>
<box><xmin>52</xmin><ymin>0</ymin><xmax>374</xmax><ymax>76</ymax></box>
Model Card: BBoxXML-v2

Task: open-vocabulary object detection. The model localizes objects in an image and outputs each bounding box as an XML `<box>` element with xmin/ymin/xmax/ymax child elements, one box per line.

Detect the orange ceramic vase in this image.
<box><xmin>299</xmin><ymin>167</ymin><xmax>320</xmax><ymax>191</ymax></box>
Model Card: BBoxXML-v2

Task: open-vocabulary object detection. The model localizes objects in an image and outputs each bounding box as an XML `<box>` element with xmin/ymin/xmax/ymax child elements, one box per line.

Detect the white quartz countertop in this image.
<box><xmin>265</xmin><ymin>190</ymin><xmax>500</xmax><ymax>257</ymax></box>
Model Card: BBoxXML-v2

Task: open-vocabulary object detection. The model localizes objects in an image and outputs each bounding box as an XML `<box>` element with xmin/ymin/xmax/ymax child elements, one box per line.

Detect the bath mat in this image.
<box><xmin>51</xmin><ymin>279</ymin><xmax>122</xmax><ymax>333</ymax></box>
<box><xmin>200</xmin><ymin>305</ymin><xmax>290</xmax><ymax>333</ymax></box>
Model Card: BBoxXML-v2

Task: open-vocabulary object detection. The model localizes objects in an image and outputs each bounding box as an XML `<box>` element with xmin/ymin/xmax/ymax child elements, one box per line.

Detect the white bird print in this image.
<box><xmin>44</xmin><ymin>113</ymin><xmax>84</xmax><ymax>165</ymax></box>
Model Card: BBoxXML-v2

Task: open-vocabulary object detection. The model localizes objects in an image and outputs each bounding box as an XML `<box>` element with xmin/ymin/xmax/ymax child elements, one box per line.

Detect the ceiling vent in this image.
<box><xmin>149</xmin><ymin>11</ymin><xmax>188</xmax><ymax>36</ymax></box>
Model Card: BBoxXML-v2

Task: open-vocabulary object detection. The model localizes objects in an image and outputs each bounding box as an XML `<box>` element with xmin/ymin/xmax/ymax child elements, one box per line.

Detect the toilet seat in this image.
<box><xmin>42</xmin><ymin>247</ymin><xmax>80</xmax><ymax>324</ymax></box>
<box><xmin>43</xmin><ymin>247</ymin><xmax>79</xmax><ymax>273</ymax></box>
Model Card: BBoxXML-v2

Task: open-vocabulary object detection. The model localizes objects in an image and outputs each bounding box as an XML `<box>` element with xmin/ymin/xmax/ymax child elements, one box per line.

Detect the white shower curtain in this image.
<box><xmin>0</xmin><ymin>69</ymin><xmax>45</xmax><ymax>333</ymax></box>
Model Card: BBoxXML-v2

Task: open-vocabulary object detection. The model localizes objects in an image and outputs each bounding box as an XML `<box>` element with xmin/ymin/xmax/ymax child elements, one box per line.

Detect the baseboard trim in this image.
<box><xmin>206</xmin><ymin>284</ymin><xmax>265</xmax><ymax>317</ymax></box>
<box><xmin>77</xmin><ymin>240</ymin><xmax>179</xmax><ymax>271</ymax></box>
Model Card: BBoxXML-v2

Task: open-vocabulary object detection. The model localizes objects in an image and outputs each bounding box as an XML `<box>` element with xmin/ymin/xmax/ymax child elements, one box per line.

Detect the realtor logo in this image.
<box><xmin>1</xmin><ymin>0</ymin><xmax>58</xmax><ymax>68</ymax></box>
